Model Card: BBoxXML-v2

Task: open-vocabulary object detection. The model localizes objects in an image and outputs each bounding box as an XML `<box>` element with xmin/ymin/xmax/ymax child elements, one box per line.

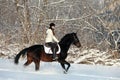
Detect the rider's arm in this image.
<box><xmin>53</xmin><ymin>35</ymin><xmax>59</xmax><ymax>43</ymax></box>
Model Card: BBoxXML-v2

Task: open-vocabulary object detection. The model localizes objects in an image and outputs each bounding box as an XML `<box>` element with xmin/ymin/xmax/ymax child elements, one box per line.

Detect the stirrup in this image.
<box><xmin>52</xmin><ymin>56</ymin><xmax>58</xmax><ymax>60</ymax></box>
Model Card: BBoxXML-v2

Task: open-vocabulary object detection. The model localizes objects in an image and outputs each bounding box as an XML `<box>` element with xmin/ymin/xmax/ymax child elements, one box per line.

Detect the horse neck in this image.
<box><xmin>59</xmin><ymin>38</ymin><xmax>73</xmax><ymax>53</ymax></box>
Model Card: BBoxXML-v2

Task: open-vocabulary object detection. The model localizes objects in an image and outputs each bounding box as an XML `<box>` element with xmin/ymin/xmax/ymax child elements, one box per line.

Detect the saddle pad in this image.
<box><xmin>44</xmin><ymin>44</ymin><xmax>61</xmax><ymax>54</ymax></box>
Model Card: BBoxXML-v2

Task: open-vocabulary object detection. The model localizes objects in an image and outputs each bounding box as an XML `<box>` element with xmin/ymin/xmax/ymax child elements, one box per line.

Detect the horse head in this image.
<box><xmin>71</xmin><ymin>32</ymin><xmax>81</xmax><ymax>47</ymax></box>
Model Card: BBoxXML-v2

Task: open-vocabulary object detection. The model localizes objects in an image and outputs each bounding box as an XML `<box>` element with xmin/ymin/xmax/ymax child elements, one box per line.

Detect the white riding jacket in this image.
<box><xmin>45</xmin><ymin>29</ymin><xmax>59</xmax><ymax>43</ymax></box>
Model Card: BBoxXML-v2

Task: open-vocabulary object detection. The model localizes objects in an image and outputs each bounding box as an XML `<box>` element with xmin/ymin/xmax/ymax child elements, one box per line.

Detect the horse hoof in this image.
<box><xmin>63</xmin><ymin>70</ymin><xmax>67</xmax><ymax>74</ymax></box>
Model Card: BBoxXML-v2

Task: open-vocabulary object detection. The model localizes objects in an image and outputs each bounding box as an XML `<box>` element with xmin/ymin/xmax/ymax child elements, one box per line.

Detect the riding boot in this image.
<box><xmin>52</xmin><ymin>48</ymin><xmax>58</xmax><ymax>60</ymax></box>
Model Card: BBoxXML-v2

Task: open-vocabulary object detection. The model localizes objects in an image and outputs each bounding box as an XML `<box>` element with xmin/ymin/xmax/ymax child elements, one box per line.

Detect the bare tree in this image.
<box><xmin>0</xmin><ymin>0</ymin><xmax>120</xmax><ymax>59</ymax></box>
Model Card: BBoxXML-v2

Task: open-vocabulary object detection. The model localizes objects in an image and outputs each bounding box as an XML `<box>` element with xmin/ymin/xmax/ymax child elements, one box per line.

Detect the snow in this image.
<box><xmin>0</xmin><ymin>59</ymin><xmax>120</xmax><ymax>80</ymax></box>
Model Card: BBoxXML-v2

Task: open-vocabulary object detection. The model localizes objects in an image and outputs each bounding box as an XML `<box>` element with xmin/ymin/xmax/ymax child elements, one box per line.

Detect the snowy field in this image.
<box><xmin>0</xmin><ymin>59</ymin><xmax>120</xmax><ymax>80</ymax></box>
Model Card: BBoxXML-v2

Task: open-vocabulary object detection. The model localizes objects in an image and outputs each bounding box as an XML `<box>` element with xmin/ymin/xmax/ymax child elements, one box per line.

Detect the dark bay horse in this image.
<box><xmin>14</xmin><ymin>32</ymin><xmax>81</xmax><ymax>73</ymax></box>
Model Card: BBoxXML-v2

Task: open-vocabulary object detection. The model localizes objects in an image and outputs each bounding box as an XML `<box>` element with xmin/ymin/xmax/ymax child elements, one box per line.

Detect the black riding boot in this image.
<box><xmin>52</xmin><ymin>48</ymin><xmax>58</xmax><ymax>60</ymax></box>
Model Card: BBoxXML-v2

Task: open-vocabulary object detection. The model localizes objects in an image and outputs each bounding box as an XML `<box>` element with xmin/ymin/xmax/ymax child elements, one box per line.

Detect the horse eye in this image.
<box><xmin>75</xmin><ymin>36</ymin><xmax>78</xmax><ymax>40</ymax></box>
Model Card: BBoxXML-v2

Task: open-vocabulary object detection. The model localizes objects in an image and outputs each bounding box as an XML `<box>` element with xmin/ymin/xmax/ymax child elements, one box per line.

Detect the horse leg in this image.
<box><xmin>34</xmin><ymin>59</ymin><xmax>40</xmax><ymax>71</ymax></box>
<box><xmin>60</xmin><ymin>63</ymin><xmax>65</xmax><ymax>70</ymax></box>
<box><xmin>24</xmin><ymin>56</ymin><xmax>33</xmax><ymax>66</ymax></box>
<box><xmin>60</xmin><ymin>63</ymin><xmax>67</xmax><ymax>73</ymax></box>
<box><xmin>59</xmin><ymin>60</ymin><xmax>70</xmax><ymax>73</ymax></box>
<box><xmin>24</xmin><ymin>60</ymin><xmax>32</xmax><ymax>66</ymax></box>
<box><xmin>64</xmin><ymin>61</ymin><xmax>70</xmax><ymax>72</ymax></box>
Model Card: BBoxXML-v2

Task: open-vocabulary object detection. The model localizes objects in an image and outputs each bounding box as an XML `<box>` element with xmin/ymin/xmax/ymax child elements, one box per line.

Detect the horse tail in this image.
<box><xmin>14</xmin><ymin>48</ymin><xmax>29</xmax><ymax>64</ymax></box>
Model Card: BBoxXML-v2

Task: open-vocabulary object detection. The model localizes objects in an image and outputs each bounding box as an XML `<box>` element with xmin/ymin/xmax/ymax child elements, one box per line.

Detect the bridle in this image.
<box><xmin>72</xmin><ymin>33</ymin><xmax>79</xmax><ymax>44</ymax></box>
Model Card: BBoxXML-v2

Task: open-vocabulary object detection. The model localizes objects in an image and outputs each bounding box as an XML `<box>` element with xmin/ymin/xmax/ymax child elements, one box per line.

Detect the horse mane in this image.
<box><xmin>59</xmin><ymin>33</ymin><xmax>73</xmax><ymax>44</ymax></box>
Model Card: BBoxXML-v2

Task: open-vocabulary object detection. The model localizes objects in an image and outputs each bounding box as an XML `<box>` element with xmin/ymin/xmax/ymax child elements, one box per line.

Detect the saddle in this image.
<box><xmin>44</xmin><ymin>43</ymin><xmax>61</xmax><ymax>54</ymax></box>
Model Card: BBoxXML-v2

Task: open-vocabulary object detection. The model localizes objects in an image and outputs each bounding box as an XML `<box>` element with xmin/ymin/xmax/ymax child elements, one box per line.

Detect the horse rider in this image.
<box><xmin>45</xmin><ymin>23</ymin><xmax>59</xmax><ymax>60</ymax></box>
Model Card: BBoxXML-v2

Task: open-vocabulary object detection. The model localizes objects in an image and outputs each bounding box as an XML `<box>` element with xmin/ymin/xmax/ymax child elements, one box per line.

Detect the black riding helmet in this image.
<box><xmin>50</xmin><ymin>23</ymin><xmax>55</xmax><ymax>27</ymax></box>
<box><xmin>49</xmin><ymin>23</ymin><xmax>55</xmax><ymax>29</ymax></box>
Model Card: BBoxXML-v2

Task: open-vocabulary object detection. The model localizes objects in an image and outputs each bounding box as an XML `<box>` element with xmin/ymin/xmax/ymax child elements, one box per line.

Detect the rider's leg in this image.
<box><xmin>46</xmin><ymin>42</ymin><xmax>58</xmax><ymax>60</ymax></box>
<box><xmin>51</xmin><ymin>43</ymin><xmax>58</xmax><ymax>60</ymax></box>
<box><xmin>51</xmin><ymin>47</ymin><xmax>57</xmax><ymax>60</ymax></box>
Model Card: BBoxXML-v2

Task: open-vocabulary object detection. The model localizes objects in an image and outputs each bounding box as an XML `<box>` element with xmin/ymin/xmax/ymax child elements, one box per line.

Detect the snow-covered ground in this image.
<box><xmin>0</xmin><ymin>58</ymin><xmax>120</xmax><ymax>80</ymax></box>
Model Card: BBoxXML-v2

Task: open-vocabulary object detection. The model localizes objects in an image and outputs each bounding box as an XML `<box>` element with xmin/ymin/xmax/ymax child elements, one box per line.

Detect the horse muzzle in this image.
<box><xmin>76</xmin><ymin>42</ymin><xmax>81</xmax><ymax>48</ymax></box>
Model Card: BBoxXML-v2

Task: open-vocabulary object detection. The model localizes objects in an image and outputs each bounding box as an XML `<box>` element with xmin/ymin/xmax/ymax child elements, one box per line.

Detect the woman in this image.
<box><xmin>45</xmin><ymin>23</ymin><xmax>59</xmax><ymax>60</ymax></box>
